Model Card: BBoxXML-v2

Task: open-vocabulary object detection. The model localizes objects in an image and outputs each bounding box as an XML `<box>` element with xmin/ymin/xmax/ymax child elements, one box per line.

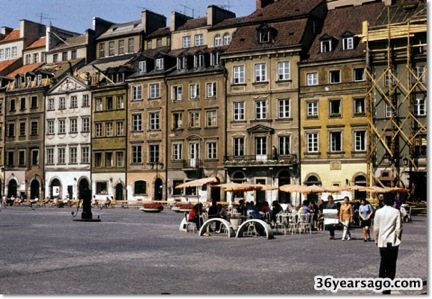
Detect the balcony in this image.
<box><xmin>223</xmin><ymin>154</ymin><xmax>298</xmax><ymax>168</ymax></box>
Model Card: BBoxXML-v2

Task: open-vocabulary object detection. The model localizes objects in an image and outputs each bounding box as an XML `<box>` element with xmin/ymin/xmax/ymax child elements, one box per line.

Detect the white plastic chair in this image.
<box><xmin>298</xmin><ymin>213</ymin><xmax>312</xmax><ymax>234</ymax></box>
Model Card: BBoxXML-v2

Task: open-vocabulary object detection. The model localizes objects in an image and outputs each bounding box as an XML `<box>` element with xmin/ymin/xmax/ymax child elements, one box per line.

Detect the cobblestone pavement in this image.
<box><xmin>0</xmin><ymin>206</ymin><xmax>428</xmax><ymax>295</ymax></box>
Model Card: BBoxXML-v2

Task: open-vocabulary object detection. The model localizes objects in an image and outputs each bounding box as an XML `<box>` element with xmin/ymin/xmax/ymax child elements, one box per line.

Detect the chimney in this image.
<box><xmin>170</xmin><ymin>11</ymin><xmax>192</xmax><ymax>31</ymax></box>
<box><xmin>141</xmin><ymin>10</ymin><xmax>166</xmax><ymax>34</ymax></box>
<box><xmin>207</xmin><ymin>5</ymin><xmax>236</xmax><ymax>26</ymax></box>
<box><xmin>256</xmin><ymin>0</ymin><xmax>275</xmax><ymax>9</ymax></box>
<box><xmin>1</xmin><ymin>26</ymin><xmax>13</xmax><ymax>35</ymax></box>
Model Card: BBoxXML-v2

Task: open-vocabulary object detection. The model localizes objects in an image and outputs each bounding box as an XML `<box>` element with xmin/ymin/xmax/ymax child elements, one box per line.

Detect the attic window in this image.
<box><xmin>257</xmin><ymin>24</ymin><xmax>274</xmax><ymax>44</ymax></box>
<box><xmin>320</xmin><ymin>39</ymin><xmax>332</xmax><ymax>53</ymax></box>
<box><xmin>342</xmin><ymin>37</ymin><xmax>354</xmax><ymax>50</ymax></box>
<box><xmin>138</xmin><ymin>60</ymin><xmax>146</xmax><ymax>73</ymax></box>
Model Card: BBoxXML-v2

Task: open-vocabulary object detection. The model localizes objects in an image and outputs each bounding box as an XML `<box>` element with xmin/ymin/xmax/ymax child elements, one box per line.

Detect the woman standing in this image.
<box><xmin>339</xmin><ymin>196</ymin><xmax>353</xmax><ymax>240</ymax></box>
<box><xmin>358</xmin><ymin>198</ymin><xmax>374</xmax><ymax>242</ymax></box>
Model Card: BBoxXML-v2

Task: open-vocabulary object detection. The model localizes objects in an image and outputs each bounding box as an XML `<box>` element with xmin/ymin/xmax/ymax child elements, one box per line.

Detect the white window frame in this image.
<box><xmin>233</xmin><ymin>102</ymin><xmax>245</xmax><ymax>121</ymax></box>
<box><xmin>414</xmin><ymin>98</ymin><xmax>426</xmax><ymax>116</ymax></box>
<box><xmin>279</xmin><ymin>136</ymin><xmax>291</xmax><ymax>156</ymax></box>
<box><xmin>306</xmin><ymin>132</ymin><xmax>319</xmax><ymax>153</ymax></box>
<box><xmin>255</xmin><ymin>63</ymin><xmax>267</xmax><ymax>82</ymax></box>
<box><xmin>149</xmin><ymin>83</ymin><xmax>160</xmax><ymax>99</ymax></box>
<box><xmin>329</xmin><ymin>131</ymin><xmax>343</xmax><ymax>152</ymax></box>
<box><xmin>173</xmin><ymin>143</ymin><xmax>183</xmax><ymax>161</ymax></box>
<box><xmin>207</xmin><ymin>142</ymin><xmax>217</xmax><ymax>159</ymax></box>
<box><xmin>206</xmin><ymin>110</ymin><xmax>217</xmax><ymax>127</ymax></box>
<box><xmin>172</xmin><ymin>85</ymin><xmax>183</xmax><ymax>101</ymax></box>
<box><xmin>214</xmin><ymin>34</ymin><xmax>222</xmax><ymax>47</ymax></box>
<box><xmin>190</xmin><ymin>84</ymin><xmax>200</xmax><ymax>99</ymax></box>
<box><xmin>149</xmin><ymin>112</ymin><xmax>160</xmax><ymax>130</ymax></box>
<box><xmin>206</xmin><ymin>82</ymin><xmax>217</xmax><ymax>98</ymax></box>
<box><xmin>329</xmin><ymin>70</ymin><xmax>341</xmax><ymax>84</ymax></box>
<box><xmin>343</xmin><ymin>37</ymin><xmax>354</xmax><ymax>50</ymax></box>
<box><xmin>278</xmin><ymin>99</ymin><xmax>291</xmax><ymax>119</ymax></box>
<box><xmin>233</xmin><ymin>65</ymin><xmax>245</xmax><ymax>84</ymax></box>
<box><xmin>132</xmin><ymin>114</ymin><xmax>142</xmax><ymax>131</ymax></box>
<box><xmin>307</xmin><ymin>72</ymin><xmax>318</xmax><ymax>86</ymax></box>
<box><xmin>277</xmin><ymin>61</ymin><xmax>290</xmax><ymax>81</ymax></box>
<box><xmin>194</xmin><ymin>34</ymin><xmax>204</xmax><ymax>46</ymax></box>
<box><xmin>255</xmin><ymin>100</ymin><xmax>267</xmax><ymax>120</ymax></box>
<box><xmin>354</xmin><ymin>130</ymin><xmax>366</xmax><ymax>152</ymax></box>
<box><xmin>223</xmin><ymin>33</ymin><xmax>231</xmax><ymax>45</ymax></box>
<box><xmin>182</xmin><ymin>36</ymin><xmax>191</xmax><ymax>48</ymax></box>
<box><xmin>132</xmin><ymin>85</ymin><xmax>142</xmax><ymax>101</ymax></box>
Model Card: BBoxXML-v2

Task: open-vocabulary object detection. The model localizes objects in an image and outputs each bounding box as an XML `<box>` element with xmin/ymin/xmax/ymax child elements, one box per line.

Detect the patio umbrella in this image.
<box><xmin>321</xmin><ymin>185</ymin><xmax>349</xmax><ymax>193</ymax></box>
<box><xmin>175</xmin><ymin>176</ymin><xmax>218</xmax><ymax>189</ymax></box>
<box><xmin>279</xmin><ymin>184</ymin><xmax>309</xmax><ymax>193</ymax></box>
<box><xmin>301</xmin><ymin>184</ymin><xmax>327</xmax><ymax>194</ymax></box>
<box><xmin>214</xmin><ymin>182</ymin><xmax>264</xmax><ymax>192</ymax></box>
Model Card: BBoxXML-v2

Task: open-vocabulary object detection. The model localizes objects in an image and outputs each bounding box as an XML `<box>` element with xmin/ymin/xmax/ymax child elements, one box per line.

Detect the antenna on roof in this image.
<box><xmin>35</xmin><ymin>13</ymin><xmax>56</xmax><ymax>25</ymax></box>
<box><xmin>180</xmin><ymin>4</ymin><xmax>194</xmax><ymax>17</ymax></box>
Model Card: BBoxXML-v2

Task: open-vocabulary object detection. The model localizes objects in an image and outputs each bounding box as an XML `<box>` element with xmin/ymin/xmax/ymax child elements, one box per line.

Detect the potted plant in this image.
<box><xmin>172</xmin><ymin>202</ymin><xmax>194</xmax><ymax>213</ymax></box>
<box><xmin>141</xmin><ymin>202</ymin><xmax>164</xmax><ymax>213</ymax></box>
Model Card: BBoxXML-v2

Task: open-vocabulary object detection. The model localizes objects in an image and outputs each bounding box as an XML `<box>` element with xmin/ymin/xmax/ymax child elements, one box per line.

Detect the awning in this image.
<box><xmin>175</xmin><ymin>177</ymin><xmax>218</xmax><ymax>189</ymax></box>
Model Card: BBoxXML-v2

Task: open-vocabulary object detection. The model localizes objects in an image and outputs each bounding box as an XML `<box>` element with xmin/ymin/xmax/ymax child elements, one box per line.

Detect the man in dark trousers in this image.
<box><xmin>374</xmin><ymin>196</ymin><xmax>403</xmax><ymax>294</ymax></box>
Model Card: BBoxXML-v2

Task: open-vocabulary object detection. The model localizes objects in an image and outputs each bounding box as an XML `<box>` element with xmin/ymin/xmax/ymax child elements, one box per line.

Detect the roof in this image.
<box><xmin>373</xmin><ymin>0</ymin><xmax>427</xmax><ymax>27</ymax></box>
<box><xmin>49</xmin><ymin>35</ymin><xmax>87</xmax><ymax>52</ymax></box>
<box><xmin>26</xmin><ymin>37</ymin><xmax>46</xmax><ymax>50</ymax></box>
<box><xmin>226</xmin><ymin>18</ymin><xmax>308</xmax><ymax>54</ymax></box>
<box><xmin>0</xmin><ymin>29</ymin><xmax>20</xmax><ymax>44</ymax></box>
<box><xmin>246</xmin><ymin>0</ymin><xmax>324</xmax><ymax>21</ymax></box>
<box><xmin>78</xmin><ymin>53</ymin><xmax>137</xmax><ymax>73</ymax></box>
<box><xmin>96</xmin><ymin>20</ymin><xmax>143</xmax><ymax>40</ymax></box>
<box><xmin>38</xmin><ymin>58</ymin><xmax>85</xmax><ymax>77</ymax></box>
<box><xmin>305</xmin><ymin>2</ymin><xmax>385</xmax><ymax>62</ymax></box>
<box><xmin>146</xmin><ymin>27</ymin><xmax>170</xmax><ymax>38</ymax></box>
<box><xmin>7</xmin><ymin>62</ymin><xmax>44</xmax><ymax>78</ymax></box>
<box><xmin>0</xmin><ymin>58</ymin><xmax>21</xmax><ymax>72</ymax></box>
<box><xmin>176</xmin><ymin>17</ymin><xmax>208</xmax><ymax>31</ymax></box>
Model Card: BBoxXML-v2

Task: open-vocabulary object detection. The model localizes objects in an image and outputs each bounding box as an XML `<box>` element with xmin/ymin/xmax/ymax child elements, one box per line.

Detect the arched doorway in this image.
<box><xmin>278</xmin><ymin>170</ymin><xmax>291</xmax><ymax>203</ymax></box>
<box><xmin>154</xmin><ymin>178</ymin><xmax>163</xmax><ymax>200</ymax></box>
<box><xmin>79</xmin><ymin>178</ymin><xmax>91</xmax><ymax>201</ymax></box>
<box><xmin>30</xmin><ymin>180</ymin><xmax>40</xmax><ymax>199</ymax></box>
<box><xmin>8</xmin><ymin>179</ymin><xmax>18</xmax><ymax>198</ymax></box>
<box><xmin>353</xmin><ymin>175</ymin><xmax>367</xmax><ymax>200</ymax></box>
<box><xmin>305</xmin><ymin>175</ymin><xmax>321</xmax><ymax>203</ymax></box>
<box><xmin>50</xmin><ymin>178</ymin><xmax>61</xmax><ymax>199</ymax></box>
<box><xmin>115</xmin><ymin>183</ymin><xmax>123</xmax><ymax>200</ymax></box>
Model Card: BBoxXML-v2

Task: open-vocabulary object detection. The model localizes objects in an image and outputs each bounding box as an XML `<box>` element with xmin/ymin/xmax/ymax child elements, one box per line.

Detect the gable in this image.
<box><xmin>48</xmin><ymin>75</ymin><xmax>88</xmax><ymax>94</ymax></box>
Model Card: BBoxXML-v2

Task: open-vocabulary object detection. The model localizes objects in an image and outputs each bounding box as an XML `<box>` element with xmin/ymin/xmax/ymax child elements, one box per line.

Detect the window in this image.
<box><xmin>99</xmin><ymin>43</ymin><xmax>105</xmax><ymax>57</ymax></box>
<box><xmin>278</xmin><ymin>61</ymin><xmax>290</xmax><ymax>81</ymax></box>
<box><xmin>416</xmin><ymin>66</ymin><xmax>426</xmax><ymax>83</ymax></box>
<box><xmin>31</xmin><ymin>149</ymin><xmax>39</xmax><ymax>165</ymax></box>
<box><xmin>385</xmin><ymin>103</ymin><xmax>392</xmax><ymax>118</ymax></box>
<box><xmin>132</xmin><ymin>146</ymin><xmax>142</xmax><ymax>164</ymax></box>
<box><xmin>329</xmin><ymin>131</ymin><xmax>342</xmax><ymax>152</ymax></box>
<box><xmin>7</xmin><ymin>152</ymin><xmax>14</xmax><ymax>166</ymax></box>
<box><xmin>71</xmin><ymin>50</ymin><xmax>77</xmax><ymax>59</ymax></box>
<box><xmin>206</xmin><ymin>110</ymin><xmax>217</xmax><ymax>127</ymax></box>
<box><xmin>134</xmin><ymin>181</ymin><xmax>147</xmax><ymax>195</ymax></box>
<box><xmin>234</xmin><ymin>138</ymin><xmax>244</xmax><ymax>157</ymax></box>
<box><xmin>82</xmin><ymin>118</ymin><xmax>90</xmax><ymax>132</ymax></box>
<box><xmin>182</xmin><ymin>36</ymin><xmax>191</xmax><ymax>48</ymax></box>
<box><xmin>117</xmin><ymin>152</ymin><xmax>124</xmax><ymax>167</ymax></box>
<box><xmin>0</xmin><ymin>49</ymin><xmax>4</xmax><ymax>60</ymax></box>
<box><xmin>329</xmin><ymin>70</ymin><xmax>341</xmax><ymax>84</ymax></box>
<box><xmin>157</xmin><ymin>38</ymin><xmax>162</xmax><ymax>48</ymax></box>
<box><xmin>47</xmin><ymin>120</ymin><xmax>55</xmax><ymax>134</ymax></box>
<box><xmin>149</xmin><ymin>83</ymin><xmax>160</xmax><ymax>99</ymax></box>
<box><xmin>258</xmin><ymin>30</ymin><xmax>271</xmax><ymax>43</ymax></box>
<box><xmin>53</xmin><ymin>53</ymin><xmax>58</xmax><ymax>62</ymax></box>
<box><xmin>10</xmin><ymin>99</ymin><xmax>16</xmax><ymax>111</ymax></box>
<box><xmin>82</xmin><ymin>147</ymin><xmax>90</xmax><ymax>164</ymax></box>
<box><xmin>149</xmin><ymin>144</ymin><xmax>159</xmax><ymax>163</ymax></box>
<box><xmin>132</xmin><ymin>85</ymin><xmax>142</xmax><ymax>100</ymax></box>
<box><xmin>58</xmin><ymin>119</ymin><xmax>66</xmax><ymax>134</ymax></box>
<box><xmin>223</xmin><ymin>33</ymin><xmax>231</xmax><ymax>45</ymax></box>
<box><xmin>113</xmin><ymin>96</ymin><xmax>122</xmax><ymax>110</ymax></box>
<box><xmin>255</xmin><ymin>63</ymin><xmax>267</xmax><ymax>82</ymax></box>
<box><xmin>278</xmin><ymin>99</ymin><xmax>291</xmax><ymax>119</ymax></box>
<box><xmin>320</xmin><ymin>39</ymin><xmax>332</xmax><ymax>53</ymax></box>
<box><xmin>116</xmin><ymin>121</ymin><xmax>124</xmax><ymax>136</ymax></box>
<box><xmin>70</xmin><ymin>118</ymin><xmax>78</xmax><ymax>133</ymax></box>
<box><xmin>94</xmin><ymin>153</ymin><xmax>102</xmax><ymax>167</ymax></box>
<box><xmin>194</xmin><ymin>54</ymin><xmax>205</xmax><ymax>68</ymax></box>
<box><xmin>95</xmin><ymin>98</ymin><xmax>103</xmax><ymax>111</ymax></box>
<box><xmin>106</xmin><ymin>97</ymin><xmax>113</xmax><ymax>110</ymax></box>
<box><xmin>177</xmin><ymin>56</ymin><xmax>188</xmax><ymax>70</ymax></box>
<box><xmin>354</xmin><ymin>98</ymin><xmax>365</xmax><ymax>115</ymax></box>
<box><xmin>82</xmin><ymin>94</ymin><xmax>90</xmax><ymax>107</ymax></box>
<box><xmin>128</xmin><ymin>38</ymin><xmax>134</xmax><ymax>53</ymax></box>
<box><xmin>207</xmin><ymin>142</ymin><xmax>217</xmax><ymax>159</ymax></box>
<box><xmin>173</xmin><ymin>143</ymin><xmax>182</xmax><ymax>160</ymax></box>
<box><xmin>59</xmin><ymin>97</ymin><xmax>66</xmax><ymax>109</ymax></box>
<box><xmin>147</xmin><ymin>40</ymin><xmax>153</xmax><ymax>49</ymax></box>
<box><xmin>11</xmin><ymin>46</ymin><xmax>17</xmax><ymax>58</ymax></box>
<box><xmin>206</xmin><ymin>82</ymin><xmax>217</xmax><ymax>98</ymax></box>
<box><xmin>210</xmin><ymin>52</ymin><xmax>220</xmax><ymax>66</ymax></box>
<box><xmin>307</xmin><ymin>133</ymin><xmax>319</xmax><ymax>153</ymax></box>
<box><xmin>70</xmin><ymin>96</ymin><xmax>78</xmax><ymax>108</ymax></box>
<box><xmin>306</xmin><ymin>72</ymin><xmax>318</xmax><ymax>86</ymax></box>
<box><xmin>95</xmin><ymin>123</ymin><xmax>102</xmax><ymax>137</ymax></box>
<box><xmin>354</xmin><ymin>131</ymin><xmax>366</xmax><ymax>152</ymax></box>
<box><xmin>33</xmin><ymin>53</ymin><xmax>39</xmax><ymax>63</ymax></box>
<box><xmin>70</xmin><ymin>147</ymin><xmax>77</xmax><ymax>164</ymax></box>
<box><xmin>19</xmin><ymin>150</ymin><xmax>25</xmax><ymax>166</ymax></box>
<box><xmin>20</xmin><ymin>97</ymin><xmax>26</xmax><ymax>110</ymax></box>
<box><xmin>414</xmin><ymin>98</ymin><xmax>426</xmax><ymax>116</ymax></box>
<box><xmin>58</xmin><ymin>148</ymin><xmax>66</xmax><ymax>164</ymax></box>
<box><xmin>354</xmin><ymin>68</ymin><xmax>365</xmax><ymax>81</ymax></box>
<box><xmin>233</xmin><ymin>66</ymin><xmax>245</xmax><ymax>84</ymax></box>
<box><xmin>138</xmin><ymin>60</ymin><xmax>146</xmax><ymax>73</ymax></box>
<box><xmin>189</xmin><ymin>111</ymin><xmax>200</xmax><ymax>128</ymax></box>
<box><xmin>5</xmin><ymin>48</ymin><xmax>10</xmax><ymax>59</ymax></box>
<box><xmin>155</xmin><ymin>58</ymin><xmax>164</xmax><ymax>70</ymax></box>
<box><xmin>195</xmin><ymin>34</ymin><xmax>203</xmax><ymax>46</ymax></box>
<box><xmin>233</xmin><ymin>102</ymin><xmax>245</xmax><ymax>121</ymax></box>
<box><xmin>190</xmin><ymin>84</ymin><xmax>200</xmax><ymax>99</ymax></box>
<box><xmin>108</xmin><ymin>41</ymin><xmax>115</xmax><ymax>56</ymax></box>
<box><xmin>385</xmin><ymin>69</ymin><xmax>396</xmax><ymax>86</ymax></box>
<box><xmin>172</xmin><ymin>112</ymin><xmax>183</xmax><ymax>129</ymax></box>
<box><xmin>20</xmin><ymin>122</ymin><xmax>25</xmax><ymax>136</ymax></box>
<box><xmin>329</xmin><ymin>99</ymin><xmax>341</xmax><ymax>116</ymax></box>
<box><xmin>172</xmin><ymin>85</ymin><xmax>183</xmax><ymax>101</ymax></box>
<box><xmin>214</xmin><ymin>34</ymin><xmax>222</xmax><ymax>47</ymax></box>
<box><xmin>279</xmin><ymin>136</ymin><xmax>291</xmax><ymax>156</ymax></box>
<box><xmin>105</xmin><ymin>122</ymin><xmax>113</xmax><ymax>136</ymax></box>
<box><xmin>149</xmin><ymin>112</ymin><xmax>160</xmax><ymax>130</ymax></box>
<box><xmin>25</xmin><ymin>54</ymin><xmax>31</xmax><ymax>64</ymax></box>
<box><xmin>255</xmin><ymin>137</ymin><xmax>267</xmax><ymax>156</ymax></box>
<box><xmin>255</xmin><ymin>100</ymin><xmax>267</xmax><ymax>120</ymax></box>
<box><xmin>342</xmin><ymin>37</ymin><xmax>354</xmax><ymax>50</ymax></box>
<box><xmin>47</xmin><ymin>148</ymin><xmax>54</xmax><ymax>164</ymax></box>
<box><xmin>118</xmin><ymin>39</ymin><xmax>125</xmax><ymax>55</ymax></box>
<box><xmin>105</xmin><ymin>152</ymin><xmax>113</xmax><ymax>167</ymax></box>
<box><xmin>132</xmin><ymin>114</ymin><xmax>142</xmax><ymax>131</ymax></box>
<box><xmin>8</xmin><ymin>123</ymin><xmax>15</xmax><ymax>137</ymax></box>
<box><xmin>62</xmin><ymin>52</ymin><xmax>67</xmax><ymax>61</ymax></box>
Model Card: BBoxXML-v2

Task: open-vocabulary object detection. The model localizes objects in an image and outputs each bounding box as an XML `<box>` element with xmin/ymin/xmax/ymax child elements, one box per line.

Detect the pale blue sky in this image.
<box><xmin>1</xmin><ymin>0</ymin><xmax>256</xmax><ymax>34</ymax></box>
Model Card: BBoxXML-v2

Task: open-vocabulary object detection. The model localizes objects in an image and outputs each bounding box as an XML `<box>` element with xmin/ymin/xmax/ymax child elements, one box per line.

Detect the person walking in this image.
<box><xmin>339</xmin><ymin>196</ymin><xmax>353</xmax><ymax>240</ymax></box>
<box><xmin>358</xmin><ymin>198</ymin><xmax>374</xmax><ymax>242</ymax></box>
<box><xmin>374</xmin><ymin>196</ymin><xmax>403</xmax><ymax>294</ymax></box>
<box><xmin>324</xmin><ymin>195</ymin><xmax>339</xmax><ymax>240</ymax></box>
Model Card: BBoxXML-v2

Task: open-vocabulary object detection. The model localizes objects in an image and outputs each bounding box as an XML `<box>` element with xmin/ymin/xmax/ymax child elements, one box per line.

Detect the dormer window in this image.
<box><xmin>138</xmin><ymin>60</ymin><xmax>146</xmax><ymax>73</ymax></box>
<box><xmin>257</xmin><ymin>24</ymin><xmax>275</xmax><ymax>44</ymax></box>
<box><xmin>194</xmin><ymin>53</ymin><xmax>205</xmax><ymax>68</ymax></box>
<box><xmin>223</xmin><ymin>33</ymin><xmax>231</xmax><ymax>45</ymax></box>
<box><xmin>341</xmin><ymin>31</ymin><xmax>355</xmax><ymax>51</ymax></box>
<box><xmin>210</xmin><ymin>51</ymin><xmax>220</xmax><ymax>66</ymax></box>
<box><xmin>155</xmin><ymin>58</ymin><xmax>164</xmax><ymax>71</ymax></box>
<box><xmin>177</xmin><ymin>55</ymin><xmax>188</xmax><ymax>70</ymax></box>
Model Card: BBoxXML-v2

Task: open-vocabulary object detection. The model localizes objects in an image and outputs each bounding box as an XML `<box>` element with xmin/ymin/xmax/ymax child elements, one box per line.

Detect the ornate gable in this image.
<box><xmin>48</xmin><ymin>75</ymin><xmax>88</xmax><ymax>94</ymax></box>
<box><xmin>247</xmin><ymin>124</ymin><xmax>275</xmax><ymax>134</ymax></box>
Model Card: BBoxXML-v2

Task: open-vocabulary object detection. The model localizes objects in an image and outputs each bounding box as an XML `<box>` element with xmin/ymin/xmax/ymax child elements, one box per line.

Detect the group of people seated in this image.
<box><xmin>92</xmin><ymin>196</ymin><xmax>113</xmax><ymax>209</ymax></box>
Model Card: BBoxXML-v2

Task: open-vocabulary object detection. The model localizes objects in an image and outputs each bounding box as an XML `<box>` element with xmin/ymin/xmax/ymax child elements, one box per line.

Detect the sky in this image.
<box><xmin>0</xmin><ymin>0</ymin><xmax>256</xmax><ymax>34</ymax></box>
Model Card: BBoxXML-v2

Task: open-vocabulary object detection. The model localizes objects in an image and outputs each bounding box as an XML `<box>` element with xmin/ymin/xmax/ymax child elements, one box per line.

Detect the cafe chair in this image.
<box><xmin>298</xmin><ymin>213</ymin><xmax>312</xmax><ymax>234</ymax></box>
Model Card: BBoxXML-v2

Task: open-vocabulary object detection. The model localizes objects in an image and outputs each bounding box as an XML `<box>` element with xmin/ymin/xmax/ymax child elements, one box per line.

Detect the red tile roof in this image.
<box><xmin>247</xmin><ymin>0</ymin><xmax>324</xmax><ymax>21</ymax></box>
<box><xmin>0</xmin><ymin>29</ymin><xmax>20</xmax><ymax>44</ymax></box>
<box><xmin>0</xmin><ymin>58</ymin><xmax>20</xmax><ymax>71</ymax></box>
<box><xmin>7</xmin><ymin>62</ymin><xmax>44</xmax><ymax>78</ymax></box>
<box><xmin>26</xmin><ymin>37</ymin><xmax>46</xmax><ymax>49</ymax></box>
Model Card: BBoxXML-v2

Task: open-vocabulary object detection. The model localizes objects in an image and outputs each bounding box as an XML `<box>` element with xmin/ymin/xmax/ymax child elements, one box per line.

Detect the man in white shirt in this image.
<box><xmin>374</xmin><ymin>196</ymin><xmax>403</xmax><ymax>294</ymax></box>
